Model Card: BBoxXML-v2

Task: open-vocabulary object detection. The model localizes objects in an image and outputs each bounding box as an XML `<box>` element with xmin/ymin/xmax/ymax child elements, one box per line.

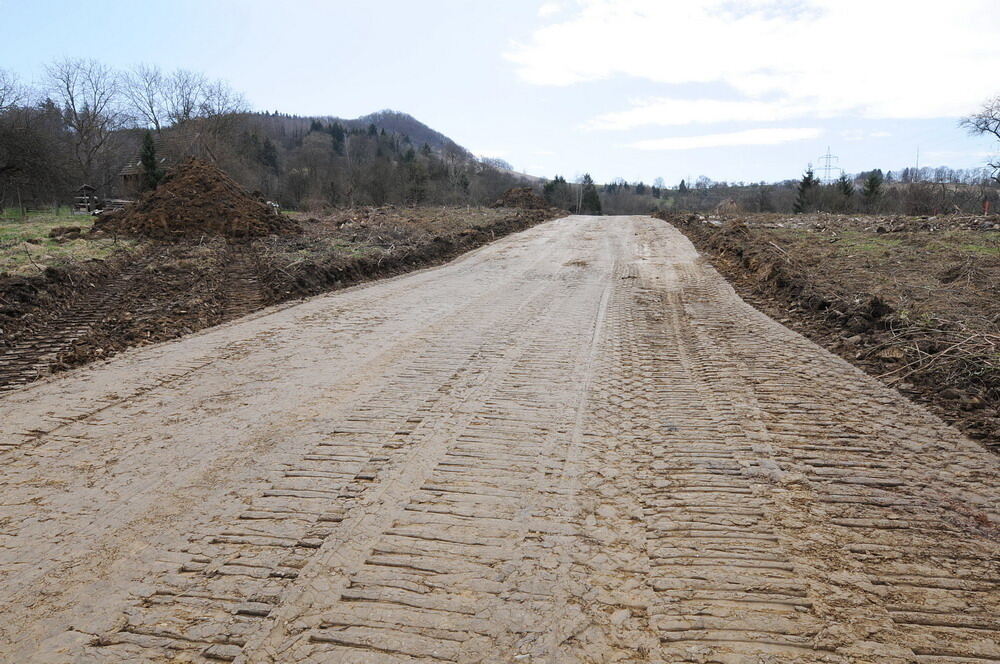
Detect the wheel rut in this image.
<box><xmin>0</xmin><ymin>215</ymin><xmax>996</xmax><ymax>664</ymax></box>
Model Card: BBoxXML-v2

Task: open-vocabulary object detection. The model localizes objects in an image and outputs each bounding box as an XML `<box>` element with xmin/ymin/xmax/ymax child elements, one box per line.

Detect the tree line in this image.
<box><xmin>590</xmin><ymin>163</ymin><xmax>999</xmax><ymax>216</ymax></box>
<box><xmin>0</xmin><ymin>60</ymin><xmax>530</xmax><ymax>213</ymax></box>
<box><xmin>579</xmin><ymin>96</ymin><xmax>1000</xmax><ymax>217</ymax></box>
<box><xmin>594</xmin><ymin>171</ymin><xmax>998</xmax><ymax>216</ymax></box>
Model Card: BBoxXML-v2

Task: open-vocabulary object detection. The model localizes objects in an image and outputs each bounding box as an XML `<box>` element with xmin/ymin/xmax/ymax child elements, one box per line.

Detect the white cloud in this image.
<box><xmin>537</xmin><ymin>2</ymin><xmax>564</xmax><ymax>18</ymax></box>
<box><xmin>586</xmin><ymin>98</ymin><xmax>822</xmax><ymax>130</ymax></box>
<box><xmin>628</xmin><ymin>127</ymin><xmax>822</xmax><ymax>151</ymax></box>
<box><xmin>507</xmin><ymin>1</ymin><xmax>999</xmax><ymax>124</ymax></box>
<box><xmin>840</xmin><ymin>129</ymin><xmax>891</xmax><ymax>142</ymax></box>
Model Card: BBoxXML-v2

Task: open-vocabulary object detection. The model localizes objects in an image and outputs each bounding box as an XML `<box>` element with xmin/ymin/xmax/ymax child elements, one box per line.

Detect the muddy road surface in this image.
<box><xmin>1</xmin><ymin>215</ymin><xmax>997</xmax><ymax>663</ymax></box>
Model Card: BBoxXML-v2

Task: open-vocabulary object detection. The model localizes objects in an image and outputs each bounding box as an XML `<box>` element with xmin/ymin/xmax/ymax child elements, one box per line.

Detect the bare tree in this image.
<box><xmin>125</xmin><ymin>66</ymin><xmax>247</xmax><ymax>134</ymax></box>
<box><xmin>164</xmin><ymin>69</ymin><xmax>207</xmax><ymax>125</ymax></box>
<box><xmin>199</xmin><ymin>78</ymin><xmax>247</xmax><ymax>118</ymax></box>
<box><xmin>1</xmin><ymin>69</ymin><xmax>27</xmax><ymax>112</ymax></box>
<box><xmin>198</xmin><ymin>78</ymin><xmax>248</xmax><ymax>141</ymax></box>
<box><xmin>961</xmin><ymin>96</ymin><xmax>1000</xmax><ymax>184</ymax></box>
<box><xmin>45</xmin><ymin>57</ymin><xmax>127</xmax><ymax>183</ymax></box>
<box><xmin>123</xmin><ymin>63</ymin><xmax>166</xmax><ymax>132</ymax></box>
<box><xmin>0</xmin><ymin>69</ymin><xmax>27</xmax><ymax>180</ymax></box>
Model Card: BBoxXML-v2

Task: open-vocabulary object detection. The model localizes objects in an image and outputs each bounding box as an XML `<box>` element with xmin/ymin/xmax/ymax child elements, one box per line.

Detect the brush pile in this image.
<box><xmin>492</xmin><ymin>187</ymin><xmax>552</xmax><ymax>210</ymax></box>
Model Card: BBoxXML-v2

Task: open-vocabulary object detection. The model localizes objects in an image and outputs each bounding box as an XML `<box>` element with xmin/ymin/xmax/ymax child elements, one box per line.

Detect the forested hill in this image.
<box><xmin>205</xmin><ymin>109</ymin><xmax>510</xmax><ymax>209</ymax></box>
<box><xmin>246</xmin><ymin>109</ymin><xmax>473</xmax><ymax>160</ymax></box>
<box><xmin>351</xmin><ymin>110</ymin><xmax>473</xmax><ymax>159</ymax></box>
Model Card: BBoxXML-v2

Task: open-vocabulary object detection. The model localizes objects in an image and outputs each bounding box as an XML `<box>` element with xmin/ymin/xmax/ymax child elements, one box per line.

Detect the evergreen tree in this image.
<box><xmin>139</xmin><ymin>130</ymin><xmax>163</xmax><ymax>191</ymax></box>
<box><xmin>836</xmin><ymin>173</ymin><xmax>855</xmax><ymax>211</ymax></box>
<box><xmin>259</xmin><ymin>137</ymin><xmax>279</xmax><ymax>174</ymax></box>
<box><xmin>837</xmin><ymin>174</ymin><xmax>855</xmax><ymax>198</ymax></box>
<box><xmin>543</xmin><ymin>175</ymin><xmax>575</xmax><ymax>209</ymax></box>
<box><xmin>580</xmin><ymin>173</ymin><xmax>602</xmax><ymax>215</ymax></box>
<box><xmin>862</xmin><ymin>169</ymin><xmax>884</xmax><ymax>211</ymax></box>
<box><xmin>328</xmin><ymin>122</ymin><xmax>346</xmax><ymax>154</ymax></box>
<box><xmin>678</xmin><ymin>179</ymin><xmax>689</xmax><ymax>194</ymax></box>
<box><xmin>793</xmin><ymin>166</ymin><xmax>820</xmax><ymax>213</ymax></box>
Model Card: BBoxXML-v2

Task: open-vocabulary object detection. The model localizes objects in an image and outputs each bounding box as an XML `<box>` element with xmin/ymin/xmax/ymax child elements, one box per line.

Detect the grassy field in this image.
<box><xmin>0</xmin><ymin>211</ymin><xmax>135</xmax><ymax>277</ymax></box>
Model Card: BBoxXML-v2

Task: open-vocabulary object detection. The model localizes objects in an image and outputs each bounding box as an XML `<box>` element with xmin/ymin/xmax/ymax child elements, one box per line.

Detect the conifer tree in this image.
<box><xmin>837</xmin><ymin>173</ymin><xmax>855</xmax><ymax>198</ymax></box>
<box><xmin>259</xmin><ymin>137</ymin><xmax>279</xmax><ymax>174</ymax></box>
<box><xmin>580</xmin><ymin>173</ymin><xmax>602</xmax><ymax>215</ymax></box>
<box><xmin>140</xmin><ymin>130</ymin><xmax>163</xmax><ymax>191</ymax></box>
<box><xmin>836</xmin><ymin>173</ymin><xmax>855</xmax><ymax>211</ymax></box>
<box><xmin>793</xmin><ymin>166</ymin><xmax>819</xmax><ymax>213</ymax></box>
<box><xmin>862</xmin><ymin>169</ymin><xmax>884</xmax><ymax>211</ymax></box>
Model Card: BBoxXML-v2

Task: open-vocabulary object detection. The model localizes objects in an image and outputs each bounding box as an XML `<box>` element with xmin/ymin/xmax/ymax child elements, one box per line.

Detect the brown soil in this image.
<box><xmin>491</xmin><ymin>186</ymin><xmax>552</xmax><ymax>210</ymax></box>
<box><xmin>660</xmin><ymin>211</ymin><xmax>1000</xmax><ymax>452</ymax></box>
<box><xmin>0</xmin><ymin>206</ymin><xmax>561</xmax><ymax>390</ymax></box>
<box><xmin>0</xmin><ymin>259</ymin><xmax>122</xmax><ymax>342</ymax></box>
<box><xmin>3</xmin><ymin>216</ymin><xmax>997</xmax><ymax>664</ymax></box>
<box><xmin>260</xmin><ymin>206</ymin><xmax>557</xmax><ymax>300</ymax></box>
<box><xmin>93</xmin><ymin>158</ymin><xmax>300</xmax><ymax>239</ymax></box>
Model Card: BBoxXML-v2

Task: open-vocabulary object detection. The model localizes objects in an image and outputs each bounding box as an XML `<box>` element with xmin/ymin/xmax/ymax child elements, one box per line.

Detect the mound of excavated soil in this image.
<box><xmin>95</xmin><ymin>158</ymin><xmax>299</xmax><ymax>240</ymax></box>
<box><xmin>492</xmin><ymin>187</ymin><xmax>551</xmax><ymax>210</ymax></box>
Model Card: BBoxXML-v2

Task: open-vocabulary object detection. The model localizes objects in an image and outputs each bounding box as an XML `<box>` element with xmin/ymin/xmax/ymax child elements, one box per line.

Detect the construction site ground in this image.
<box><xmin>664</xmin><ymin>212</ymin><xmax>1000</xmax><ymax>453</ymax></box>
<box><xmin>0</xmin><ymin>206</ymin><xmax>556</xmax><ymax>393</ymax></box>
<box><xmin>1</xmin><ymin>215</ymin><xmax>996</xmax><ymax>663</ymax></box>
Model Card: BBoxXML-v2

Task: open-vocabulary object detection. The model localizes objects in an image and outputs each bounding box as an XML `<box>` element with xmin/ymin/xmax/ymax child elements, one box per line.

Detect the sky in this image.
<box><xmin>2</xmin><ymin>0</ymin><xmax>999</xmax><ymax>184</ymax></box>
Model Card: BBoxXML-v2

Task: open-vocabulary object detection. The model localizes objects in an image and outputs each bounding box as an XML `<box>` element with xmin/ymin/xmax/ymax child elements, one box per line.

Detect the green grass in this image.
<box><xmin>0</xmin><ymin>206</ymin><xmax>80</xmax><ymax>221</ymax></box>
<box><xmin>957</xmin><ymin>243</ymin><xmax>1000</xmax><ymax>255</ymax></box>
<box><xmin>0</xmin><ymin>213</ymin><xmax>134</xmax><ymax>277</ymax></box>
<box><xmin>772</xmin><ymin>227</ymin><xmax>1000</xmax><ymax>258</ymax></box>
<box><xmin>952</xmin><ymin>231</ymin><xmax>1000</xmax><ymax>256</ymax></box>
<box><xmin>832</xmin><ymin>231</ymin><xmax>904</xmax><ymax>254</ymax></box>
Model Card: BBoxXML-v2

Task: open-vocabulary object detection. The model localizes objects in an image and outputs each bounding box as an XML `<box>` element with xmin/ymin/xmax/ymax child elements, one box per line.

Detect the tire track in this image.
<box><xmin>1</xmin><ymin>215</ymin><xmax>996</xmax><ymax>664</ymax></box>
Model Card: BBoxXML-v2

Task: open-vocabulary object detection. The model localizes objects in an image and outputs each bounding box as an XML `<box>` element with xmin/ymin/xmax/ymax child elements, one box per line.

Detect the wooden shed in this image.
<box><xmin>72</xmin><ymin>184</ymin><xmax>98</xmax><ymax>214</ymax></box>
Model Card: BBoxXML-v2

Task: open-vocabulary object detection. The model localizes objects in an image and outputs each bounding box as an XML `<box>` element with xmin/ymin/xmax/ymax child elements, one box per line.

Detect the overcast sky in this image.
<box><xmin>3</xmin><ymin>0</ymin><xmax>998</xmax><ymax>184</ymax></box>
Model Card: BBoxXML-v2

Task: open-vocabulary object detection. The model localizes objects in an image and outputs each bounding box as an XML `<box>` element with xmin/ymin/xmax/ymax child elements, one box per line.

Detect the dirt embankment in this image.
<box><xmin>261</xmin><ymin>206</ymin><xmax>555</xmax><ymax>300</ymax></box>
<box><xmin>1</xmin><ymin>204</ymin><xmax>561</xmax><ymax>390</ymax></box>
<box><xmin>659</xmin><ymin>211</ymin><xmax>1000</xmax><ymax>452</ymax></box>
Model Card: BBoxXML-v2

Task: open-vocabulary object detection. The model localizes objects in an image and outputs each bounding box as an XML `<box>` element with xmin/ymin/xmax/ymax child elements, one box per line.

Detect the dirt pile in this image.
<box><xmin>492</xmin><ymin>187</ymin><xmax>551</xmax><ymax>210</ymax></box>
<box><xmin>94</xmin><ymin>158</ymin><xmax>299</xmax><ymax>239</ymax></box>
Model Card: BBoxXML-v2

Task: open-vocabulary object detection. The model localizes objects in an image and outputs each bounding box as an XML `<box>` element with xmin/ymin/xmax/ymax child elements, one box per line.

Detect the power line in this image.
<box><xmin>817</xmin><ymin>146</ymin><xmax>843</xmax><ymax>184</ymax></box>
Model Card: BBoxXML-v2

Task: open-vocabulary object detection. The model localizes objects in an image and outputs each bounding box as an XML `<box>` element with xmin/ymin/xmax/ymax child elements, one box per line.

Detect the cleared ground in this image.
<box><xmin>0</xmin><ymin>206</ymin><xmax>553</xmax><ymax>391</ymax></box>
<box><xmin>665</xmin><ymin>213</ymin><xmax>1000</xmax><ymax>452</ymax></box>
<box><xmin>0</xmin><ymin>215</ymin><xmax>996</xmax><ymax>663</ymax></box>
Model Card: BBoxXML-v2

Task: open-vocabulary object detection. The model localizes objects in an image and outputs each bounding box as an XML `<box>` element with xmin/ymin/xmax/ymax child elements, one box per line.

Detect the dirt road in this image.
<box><xmin>1</xmin><ymin>215</ymin><xmax>997</xmax><ymax>663</ymax></box>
